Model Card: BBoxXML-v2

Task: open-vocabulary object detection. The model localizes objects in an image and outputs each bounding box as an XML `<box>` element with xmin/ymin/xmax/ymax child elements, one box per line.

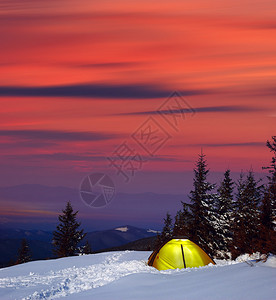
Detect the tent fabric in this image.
<box><xmin>148</xmin><ymin>238</ymin><xmax>215</xmax><ymax>270</ymax></box>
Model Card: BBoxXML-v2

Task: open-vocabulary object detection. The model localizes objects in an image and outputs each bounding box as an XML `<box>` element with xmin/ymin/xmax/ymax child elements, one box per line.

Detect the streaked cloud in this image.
<box><xmin>0</xmin><ymin>84</ymin><xmax>205</xmax><ymax>99</ymax></box>
<box><xmin>6</xmin><ymin>153</ymin><xmax>107</xmax><ymax>162</ymax></box>
<box><xmin>0</xmin><ymin>129</ymin><xmax>120</xmax><ymax>142</ymax></box>
<box><xmin>118</xmin><ymin>105</ymin><xmax>263</xmax><ymax>116</ymax></box>
<box><xmin>244</xmin><ymin>87</ymin><xmax>276</xmax><ymax>97</ymax></box>
<box><xmin>149</xmin><ymin>155</ymin><xmax>191</xmax><ymax>163</ymax></box>
<box><xmin>0</xmin><ymin>140</ymin><xmax>57</xmax><ymax>149</ymax></box>
<box><xmin>5</xmin><ymin>153</ymin><xmax>191</xmax><ymax>163</ymax></box>
<box><xmin>76</xmin><ymin>62</ymin><xmax>142</xmax><ymax>69</ymax></box>
<box><xmin>185</xmin><ymin>142</ymin><xmax>265</xmax><ymax>148</ymax></box>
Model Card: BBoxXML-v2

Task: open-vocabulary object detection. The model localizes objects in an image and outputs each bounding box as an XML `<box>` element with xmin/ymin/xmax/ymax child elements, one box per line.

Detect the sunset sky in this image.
<box><xmin>0</xmin><ymin>0</ymin><xmax>275</xmax><ymax>229</ymax></box>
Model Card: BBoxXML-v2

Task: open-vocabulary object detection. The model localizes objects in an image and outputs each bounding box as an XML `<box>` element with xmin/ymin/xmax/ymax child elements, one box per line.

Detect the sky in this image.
<box><xmin>0</xmin><ymin>0</ymin><xmax>275</xmax><ymax>230</ymax></box>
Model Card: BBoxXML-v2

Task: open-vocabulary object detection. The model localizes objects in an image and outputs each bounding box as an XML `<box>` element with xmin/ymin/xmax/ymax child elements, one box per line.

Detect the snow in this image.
<box><xmin>147</xmin><ymin>229</ymin><xmax>160</xmax><ymax>234</ymax></box>
<box><xmin>263</xmin><ymin>256</ymin><xmax>276</xmax><ymax>268</ymax></box>
<box><xmin>235</xmin><ymin>252</ymin><xmax>264</xmax><ymax>263</ymax></box>
<box><xmin>0</xmin><ymin>251</ymin><xmax>275</xmax><ymax>300</ymax></box>
<box><xmin>114</xmin><ymin>227</ymin><xmax>128</xmax><ymax>232</ymax></box>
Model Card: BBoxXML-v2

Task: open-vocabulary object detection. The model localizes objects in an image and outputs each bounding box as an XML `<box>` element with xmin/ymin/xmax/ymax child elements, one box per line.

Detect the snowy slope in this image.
<box><xmin>0</xmin><ymin>251</ymin><xmax>275</xmax><ymax>300</ymax></box>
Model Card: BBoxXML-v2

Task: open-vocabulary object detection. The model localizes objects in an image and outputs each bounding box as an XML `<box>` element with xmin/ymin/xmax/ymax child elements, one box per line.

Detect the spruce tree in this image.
<box><xmin>215</xmin><ymin>169</ymin><xmax>234</xmax><ymax>258</ymax></box>
<box><xmin>173</xmin><ymin>210</ymin><xmax>184</xmax><ymax>236</ymax></box>
<box><xmin>16</xmin><ymin>238</ymin><xmax>31</xmax><ymax>264</ymax></box>
<box><xmin>265</xmin><ymin>136</ymin><xmax>276</xmax><ymax>224</ymax></box>
<box><xmin>82</xmin><ymin>241</ymin><xmax>93</xmax><ymax>255</ymax></box>
<box><xmin>259</xmin><ymin>136</ymin><xmax>276</xmax><ymax>254</ymax></box>
<box><xmin>244</xmin><ymin>171</ymin><xmax>262</xmax><ymax>250</ymax></box>
<box><xmin>231</xmin><ymin>173</ymin><xmax>247</xmax><ymax>259</ymax></box>
<box><xmin>188</xmin><ymin>153</ymin><xmax>218</xmax><ymax>256</ymax></box>
<box><xmin>173</xmin><ymin>203</ymin><xmax>192</xmax><ymax>237</ymax></box>
<box><xmin>231</xmin><ymin>171</ymin><xmax>262</xmax><ymax>258</ymax></box>
<box><xmin>161</xmin><ymin>212</ymin><xmax>173</xmax><ymax>241</ymax></box>
<box><xmin>53</xmin><ymin>202</ymin><xmax>85</xmax><ymax>257</ymax></box>
<box><xmin>155</xmin><ymin>212</ymin><xmax>173</xmax><ymax>249</ymax></box>
<box><xmin>258</xmin><ymin>187</ymin><xmax>276</xmax><ymax>254</ymax></box>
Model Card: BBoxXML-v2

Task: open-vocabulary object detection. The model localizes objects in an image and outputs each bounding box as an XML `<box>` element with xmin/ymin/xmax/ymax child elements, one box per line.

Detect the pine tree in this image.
<box><xmin>161</xmin><ymin>212</ymin><xmax>173</xmax><ymax>241</ymax></box>
<box><xmin>82</xmin><ymin>241</ymin><xmax>93</xmax><ymax>255</ymax></box>
<box><xmin>244</xmin><ymin>171</ymin><xmax>262</xmax><ymax>250</ymax></box>
<box><xmin>188</xmin><ymin>153</ymin><xmax>218</xmax><ymax>256</ymax></box>
<box><xmin>215</xmin><ymin>169</ymin><xmax>234</xmax><ymax>258</ymax></box>
<box><xmin>231</xmin><ymin>173</ymin><xmax>247</xmax><ymax>259</ymax></box>
<box><xmin>173</xmin><ymin>203</ymin><xmax>192</xmax><ymax>237</ymax></box>
<box><xmin>53</xmin><ymin>202</ymin><xmax>86</xmax><ymax>257</ymax></box>
<box><xmin>155</xmin><ymin>212</ymin><xmax>173</xmax><ymax>249</ymax></box>
<box><xmin>231</xmin><ymin>171</ymin><xmax>262</xmax><ymax>258</ymax></box>
<box><xmin>258</xmin><ymin>187</ymin><xmax>276</xmax><ymax>254</ymax></box>
<box><xmin>259</xmin><ymin>136</ymin><xmax>276</xmax><ymax>254</ymax></box>
<box><xmin>16</xmin><ymin>238</ymin><xmax>31</xmax><ymax>264</ymax></box>
<box><xmin>173</xmin><ymin>210</ymin><xmax>184</xmax><ymax>236</ymax></box>
<box><xmin>265</xmin><ymin>136</ymin><xmax>276</xmax><ymax>225</ymax></box>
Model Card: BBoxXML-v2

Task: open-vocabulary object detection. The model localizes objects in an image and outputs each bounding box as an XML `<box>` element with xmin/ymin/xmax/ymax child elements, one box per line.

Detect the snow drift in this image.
<box><xmin>0</xmin><ymin>251</ymin><xmax>275</xmax><ymax>300</ymax></box>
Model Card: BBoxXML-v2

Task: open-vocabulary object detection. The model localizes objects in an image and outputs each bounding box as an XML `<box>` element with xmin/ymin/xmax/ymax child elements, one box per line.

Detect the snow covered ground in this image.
<box><xmin>0</xmin><ymin>251</ymin><xmax>275</xmax><ymax>300</ymax></box>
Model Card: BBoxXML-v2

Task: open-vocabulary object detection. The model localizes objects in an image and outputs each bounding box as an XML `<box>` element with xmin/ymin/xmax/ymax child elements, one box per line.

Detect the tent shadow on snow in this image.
<box><xmin>148</xmin><ymin>237</ymin><xmax>215</xmax><ymax>270</ymax></box>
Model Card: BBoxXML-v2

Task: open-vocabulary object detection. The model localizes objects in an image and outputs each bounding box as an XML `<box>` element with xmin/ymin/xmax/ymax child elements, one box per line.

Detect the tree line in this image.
<box><xmin>15</xmin><ymin>136</ymin><xmax>276</xmax><ymax>264</ymax></box>
<box><xmin>156</xmin><ymin>136</ymin><xmax>276</xmax><ymax>259</ymax></box>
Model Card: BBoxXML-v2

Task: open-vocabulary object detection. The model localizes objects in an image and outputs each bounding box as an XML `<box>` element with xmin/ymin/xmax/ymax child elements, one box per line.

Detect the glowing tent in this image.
<box><xmin>148</xmin><ymin>238</ymin><xmax>215</xmax><ymax>270</ymax></box>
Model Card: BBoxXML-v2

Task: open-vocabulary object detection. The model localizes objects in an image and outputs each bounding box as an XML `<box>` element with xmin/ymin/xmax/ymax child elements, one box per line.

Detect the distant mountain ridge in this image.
<box><xmin>97</xmin><ymin>236</ymin><xmax>157</xmax><ymax>253</ymax></box>
<box><xmin>83</xmin><ymin>225</ymin><xmax>159</xmax><ymax>251</ymax></box>
<box><xmin>0</xmin><ymin>227</ymin><xmax>53</xmax><ymax>242</ymax></box>
<box><xmin>0</xmin><ymin>184</ymin><xmax>186</xmax><ymax>230</ymax></box>
<box><xmin>0</xmin><ymin>225</ymin><xmax>158</xmax><ymax>268</ymax></box>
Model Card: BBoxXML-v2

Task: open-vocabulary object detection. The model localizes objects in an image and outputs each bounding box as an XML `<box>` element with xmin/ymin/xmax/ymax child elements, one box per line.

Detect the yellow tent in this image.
<box><xmin>148</xmin><ymin>238</ymin><xmax>215</xmax><ymax>270</ymax></box>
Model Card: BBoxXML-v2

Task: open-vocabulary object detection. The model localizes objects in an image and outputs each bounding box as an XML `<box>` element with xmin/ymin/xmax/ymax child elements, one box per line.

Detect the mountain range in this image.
<box><xmin>0</xmin><ymin>225</ymin><xmax>159</xmax><ymax>268</ymax></box>
<box><xmin>0</xmin><ymin>184</ymin><xmax>187</xmax><ymax>230</ymax></box>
